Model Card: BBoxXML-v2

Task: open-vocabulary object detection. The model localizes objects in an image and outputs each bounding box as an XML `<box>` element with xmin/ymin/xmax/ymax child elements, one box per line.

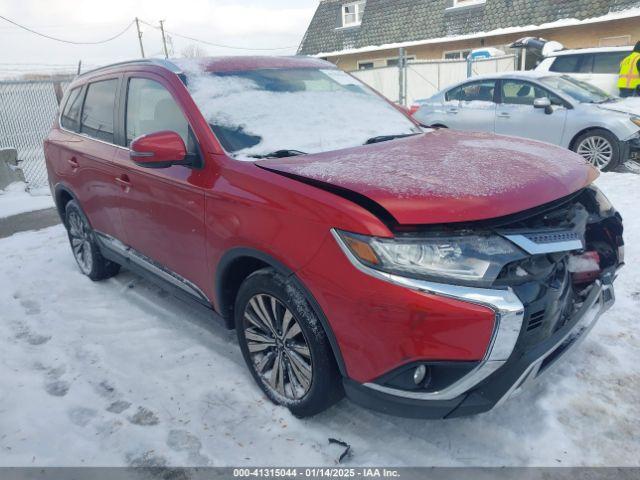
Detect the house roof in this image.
<box><xmin>298</xmin><ymin>0</ymin><xmax>640</xmax><ymax>57</ymax></box>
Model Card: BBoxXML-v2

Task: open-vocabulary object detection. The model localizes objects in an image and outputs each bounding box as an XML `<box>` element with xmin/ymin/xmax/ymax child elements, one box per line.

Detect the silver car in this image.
<box><xmin>414</xmin><ymin>71</ymin><xmax>640</xmax><ymax>171</ymax></box>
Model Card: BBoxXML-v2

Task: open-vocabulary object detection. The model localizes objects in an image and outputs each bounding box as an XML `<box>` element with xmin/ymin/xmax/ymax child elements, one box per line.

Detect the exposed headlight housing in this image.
<box><xmin>631</xmin><ymin>116</ymin><xmax>640</xmax><ymax>128</ymax></box>
<box><xmin>335</xmin><ymin>230</ymin><xmax>526</xmax><ymax>287</ymax></box>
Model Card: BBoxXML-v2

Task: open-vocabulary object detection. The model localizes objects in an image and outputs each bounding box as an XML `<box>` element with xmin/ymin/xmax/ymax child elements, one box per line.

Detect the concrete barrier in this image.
<box><xmin>0</xmin><ymin>148</ymin><xmax>25</xmax><ymax>189</ymax></box>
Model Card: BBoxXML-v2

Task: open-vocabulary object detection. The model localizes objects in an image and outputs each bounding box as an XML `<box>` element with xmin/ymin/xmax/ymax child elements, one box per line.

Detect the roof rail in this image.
<box><xmin>76</xmin><ymin>58</ymin><xmax>182</xmax><ymax>79</ymax></box>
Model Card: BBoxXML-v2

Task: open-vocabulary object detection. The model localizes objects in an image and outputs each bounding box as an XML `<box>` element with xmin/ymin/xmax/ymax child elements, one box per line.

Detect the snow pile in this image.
<box><xmin>184</xmin><ymin>68</ymin><xmax>416</xmax><ymax>159</ymax></box>
<box><xmin>0</xmin><ymin>173</ymin><xmax>638</xmax><ymax>467</ymax></box>
<box><xmin>0</xmin><ymin>182</ymin><xmax>54</xmax><ymax>219</ymax></box>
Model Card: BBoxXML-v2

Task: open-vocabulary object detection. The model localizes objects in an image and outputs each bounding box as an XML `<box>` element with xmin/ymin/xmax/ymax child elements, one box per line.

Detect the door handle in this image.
<box><xmin>447</xmin><ymin>108</ymin><xmax>459</xmax><ymax>114</ymax></box>
<box><xmin>497</xmin><ymin>112</ymin><xmax>511</xmax><ymax>118</ymax></box>
<box><xmin>68</xmin><ymin>157</ymin><xmax>79</xmax><ymax>169</ymax></box>
<box><xmin>115</xmin><ymin>174</ymin><xmax>131</xmax><ymax>191</ymax></box>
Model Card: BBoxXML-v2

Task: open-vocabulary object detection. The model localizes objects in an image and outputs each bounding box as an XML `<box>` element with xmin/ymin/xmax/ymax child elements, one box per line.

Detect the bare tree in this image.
<box><xmin>181</xmin><ymin>44</ymin><xmax>208</xmax><ymax>58</ymax></box>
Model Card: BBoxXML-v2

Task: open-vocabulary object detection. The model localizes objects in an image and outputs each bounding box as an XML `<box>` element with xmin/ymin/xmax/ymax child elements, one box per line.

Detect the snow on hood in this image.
<box><xmin>597</xmin><ymin>98</ymin><xmax>640</xmax><ymax>116</ymax></box>
<box><xmin>260</xmin><ymin>130</ymin><xmax>598</xmax><ymax>225</ymax></box>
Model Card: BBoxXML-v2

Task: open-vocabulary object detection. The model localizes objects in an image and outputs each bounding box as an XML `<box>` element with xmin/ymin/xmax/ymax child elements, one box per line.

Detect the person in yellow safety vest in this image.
<box><xmin>619</xmin><ymin>41</ymin><xmax>640</xmax><ymax>98</ymax></box>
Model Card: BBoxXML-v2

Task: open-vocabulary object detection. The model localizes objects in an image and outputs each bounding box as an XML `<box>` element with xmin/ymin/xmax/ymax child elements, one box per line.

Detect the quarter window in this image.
<box><xmin>60</xmin><ymin>87</ymin><xmax>83</xmax><ymax>132</ymax></box>
<box><xmin>125</xmin><ymin>78</ymin><xmax>191</xmax><ymax>149</ymax></box>
<box><xmin>592</xmin><ymin>52</ymin><xmax>629</xmax><ymax>74</ymax></box>
<box><xmin>342</xmin><ymin>1</ymin><xmax>365</xmax><ymax>27</ymax></box>
<box><xmin>80</xmin><ymin>79</ymin><xmax>118</xmax><ymax>143</ymax></box>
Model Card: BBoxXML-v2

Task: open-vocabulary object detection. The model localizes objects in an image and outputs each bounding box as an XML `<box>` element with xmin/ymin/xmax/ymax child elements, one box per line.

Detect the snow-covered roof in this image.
<box><xmin>299</xmin><ymin>0</ymin><xmax>640</xmax><ymax>58</ymax></box>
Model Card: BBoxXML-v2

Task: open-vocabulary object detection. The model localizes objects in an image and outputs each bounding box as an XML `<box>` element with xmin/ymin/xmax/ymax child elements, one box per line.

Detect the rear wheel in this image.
<box><xmin>65</xmin><ymin>200</ymin><xmax>120</xmax><ymax>281</ymax></box>
<box><xmin>573</xmin><ymin>129</ymin><xmax>621</xmax><ymax>171</ymax></box>
<box><xmin>235</xmin><ymin>268</ymin><xmax>342</xmax><ymax>417</ymax></box>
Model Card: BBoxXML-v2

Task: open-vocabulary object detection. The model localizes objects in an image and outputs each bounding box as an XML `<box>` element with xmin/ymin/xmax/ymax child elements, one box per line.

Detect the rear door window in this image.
<box><xmin>80</xmin><ymin>79</ymin><xmax>118</xmax><ymax>143</ymax></box>
<box><xmin>549</xmin><ymin>54</ymin><xmax>592</xmax><ymax>73</ymax></box>
<box><xmin>446</xmin><ymin>81</ymin><xmax>496</xmax><ymax>102</ymax></box>
<box><xmin>60</xmin><ymin>87</ymin><xmax>83</xmax><ymax>132</ymax></box>
<box><xmin>592</xmin><ymin>52</ymin><xmax>629</xmax><ymax>74</ymax></box>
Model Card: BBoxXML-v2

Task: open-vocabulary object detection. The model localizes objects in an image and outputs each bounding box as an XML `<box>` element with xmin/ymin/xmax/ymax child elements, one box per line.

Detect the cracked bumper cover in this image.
<box><xmin>343</xmin><ymin>277</ymin><xmax>615</xmax><ymax>419</ymax></box>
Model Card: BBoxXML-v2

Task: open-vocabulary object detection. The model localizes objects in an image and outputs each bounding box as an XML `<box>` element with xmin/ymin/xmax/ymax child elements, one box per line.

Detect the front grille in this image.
<box><xmin>524</xmin><ymin>231</ymin><xmax>581</xmax><ymax>245</ymax></box>
<box><xmin>526</xmin><ymin>310</ymin><xmax>546</xmax><ymax>331</ymax></box>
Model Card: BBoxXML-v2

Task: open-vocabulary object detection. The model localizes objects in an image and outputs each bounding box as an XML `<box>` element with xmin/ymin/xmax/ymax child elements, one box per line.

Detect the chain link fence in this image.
<box><xmin>0</xmin><ymin>79</ymin><xmax>71</xmax><ymax>189</ymax></box>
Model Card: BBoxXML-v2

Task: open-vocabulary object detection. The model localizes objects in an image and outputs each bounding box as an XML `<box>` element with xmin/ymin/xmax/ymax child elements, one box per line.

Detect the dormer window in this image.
<box><xmin>450</xmin><ymin>0</ymin><xmax>486</xmax><ymax>8</ymax></box>
<box><xmin>342</xmin><ymin>1</ymin><xmax>366</xmax><ymax>27</ymax></box>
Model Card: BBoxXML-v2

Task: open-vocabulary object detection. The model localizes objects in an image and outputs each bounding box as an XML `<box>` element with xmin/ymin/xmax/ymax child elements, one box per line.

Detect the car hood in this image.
<box><xmin>258</xmin><ymin>130</ymin><xmax>597</xmax><ymax>225</ymax></box>
<box><xmin>596</xmin><ymin>98</ymin><xmax>640</xmax><ymax>116</ymax></box>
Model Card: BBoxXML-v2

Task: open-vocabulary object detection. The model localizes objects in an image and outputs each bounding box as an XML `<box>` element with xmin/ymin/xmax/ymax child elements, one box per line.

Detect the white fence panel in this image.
<box><xmin>351</xmin><ymin>55</ymin><xmax>517</xmax><ymax>106</ymax></box>
<box><xmin>351</xmin><ymin>67</ymin><xmax>400</xmax><ymax>102</ymax></box>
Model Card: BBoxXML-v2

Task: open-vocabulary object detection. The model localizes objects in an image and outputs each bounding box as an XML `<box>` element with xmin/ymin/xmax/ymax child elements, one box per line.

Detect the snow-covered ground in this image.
<box><xmin>0</xmin><ymin>182</ymin><xmax>54</xmax><ymax>219</ymax></box>
<box><xmin>0</xmin><ymin>172</ymin><xmax>638</xmax><ymax>467</ymax></box>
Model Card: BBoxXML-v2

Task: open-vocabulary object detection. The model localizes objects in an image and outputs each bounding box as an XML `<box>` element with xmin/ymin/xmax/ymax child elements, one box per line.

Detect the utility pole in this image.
<box><xmin>398</xmin><ymin>47</ymin><xmax>408</xmax><ymax>106</ymax></box>
<box><xmin>159</xmin><ymin>20</ymin><xmax>169</xmax><ymax>59</ymax></box>
<box><xmin>135</xmin><ymin>17</ymin><xmax>145</xmax><ymax>58</ymax></box>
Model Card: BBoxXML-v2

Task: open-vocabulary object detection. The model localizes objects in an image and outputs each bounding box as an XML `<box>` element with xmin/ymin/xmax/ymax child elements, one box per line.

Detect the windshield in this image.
<box><xmin>182</xmin><ymin>67</ymin><xmax>420</xmax><ymax>159</ymax></box>
<box><xmin>539</xmin><ymin>75</ymin><xmax>614</xmax><ymax>104</ymax></box>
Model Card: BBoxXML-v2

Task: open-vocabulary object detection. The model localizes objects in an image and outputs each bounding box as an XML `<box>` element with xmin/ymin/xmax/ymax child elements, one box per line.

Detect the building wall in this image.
<box><xmin>325</xmin><ymin>17</ymin><xmax>640</xmax><ymax>71</ymax></box>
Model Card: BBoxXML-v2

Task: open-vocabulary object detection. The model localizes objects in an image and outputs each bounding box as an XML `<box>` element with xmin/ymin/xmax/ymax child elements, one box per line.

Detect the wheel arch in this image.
<box><xmin>215</xmin><ymin>247</ymin><xmax>347</xmax><ymax>376</ymax></box>
<box><xmin>53</xmin><ymin>182</ymin><xmax>81</xmax><ymax>227</ymax></box>
<box><xmin>568</xmin><ymin>126</ymin><xmax>618</xmax><ymax>151</ymax></box>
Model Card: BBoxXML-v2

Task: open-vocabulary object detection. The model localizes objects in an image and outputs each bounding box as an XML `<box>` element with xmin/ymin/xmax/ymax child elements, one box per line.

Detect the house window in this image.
<box><xmin>342</xmin><ymin>1</ymin><xmax>366</xmax><ymax>27</ymax></box>
<box><xmin>444</xmin><ymin>50</ymin><xmax>472</xmax><ymax>60</ymax></box>
<box><xmin>358</xmin><ymin>61</ymin><xmax>374</xmax><ymax>70</ymax></box>
<box><xmin>599</xmin><ymin>35</ymin><xmax>631</xmax><ymax>47</ymax></box>
<box><xmin>386</xmin><ymin>56</ymin><xmax>415</xmax><ymax>67</ymax></box>
<box><xmin>450</xmin><ymin>0</ymin><xmax>486</xmax><ymax>8</ymax></box>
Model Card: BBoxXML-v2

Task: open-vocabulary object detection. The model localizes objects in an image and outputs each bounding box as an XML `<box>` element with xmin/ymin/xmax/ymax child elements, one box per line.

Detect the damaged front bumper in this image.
<box><xmin>343</xmin><ymin>275</ymin><xmax>615</xmax><ymax>418</ymax></box>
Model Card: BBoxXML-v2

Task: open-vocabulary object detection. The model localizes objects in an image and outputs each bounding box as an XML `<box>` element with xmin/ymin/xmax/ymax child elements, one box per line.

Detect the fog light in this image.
<box><xmin>413</xmin><ymin>365</ymin><xmax>427</xmax><ymax>385</ymax></box>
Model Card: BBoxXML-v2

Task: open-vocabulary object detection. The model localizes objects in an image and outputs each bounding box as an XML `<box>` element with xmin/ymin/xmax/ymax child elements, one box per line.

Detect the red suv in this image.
<box><xmin>44</xmin><ymin>57</ymin><xmax>624</xmax><ymax>418</ymax></box>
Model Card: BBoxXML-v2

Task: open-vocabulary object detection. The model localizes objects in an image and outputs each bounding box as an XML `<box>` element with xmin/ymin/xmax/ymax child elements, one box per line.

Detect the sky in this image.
<box><xmin>0</xmin><ymin>0</ymin><xmax>319</xmax><ymax>76</ymax></box>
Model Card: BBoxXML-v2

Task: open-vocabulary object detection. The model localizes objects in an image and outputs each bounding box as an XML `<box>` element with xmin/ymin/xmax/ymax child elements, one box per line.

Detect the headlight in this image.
<box><xmin>335</xmin><ymin>230</ymin><xmax>525</xmax><ymax>287</ymax></box>
<box><xmin>631</xmin><ymin>116</ymin><xmax>640</xmax><ymax>128</ymax></box>
<box><xmin>587</xmin><ymin>185</ymin><xmax>615</xmax><ymax>216</ymax></box>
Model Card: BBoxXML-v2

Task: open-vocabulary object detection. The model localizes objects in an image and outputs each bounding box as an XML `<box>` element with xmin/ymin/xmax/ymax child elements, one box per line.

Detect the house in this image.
<box><xmin>298</xmin><ymin>0</ymin><xmax>640</xmax><ymax>71</ymax></box>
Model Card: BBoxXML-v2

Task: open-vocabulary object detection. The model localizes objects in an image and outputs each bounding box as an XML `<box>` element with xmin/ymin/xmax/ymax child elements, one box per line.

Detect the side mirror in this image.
<box><xmin>130</xmin><ymin>131</ymin><xmax>190</xmax><ymax>168</ymax></box>
<box><xmin>533</xmin><ymin>97</ymin><xmax>553</xmax><ymax>115</ymax></box>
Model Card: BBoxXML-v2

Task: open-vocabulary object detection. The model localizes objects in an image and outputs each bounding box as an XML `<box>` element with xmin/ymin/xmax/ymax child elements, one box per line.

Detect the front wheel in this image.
<box><xmin>235</xmin><ymin>268</ymin><xmax>343</xmax><ymax>417</ymax></box>
<box><xmin>573</xmin><ymin>129</ymin><xmax>621</xmax><ymax>171</ymax></box>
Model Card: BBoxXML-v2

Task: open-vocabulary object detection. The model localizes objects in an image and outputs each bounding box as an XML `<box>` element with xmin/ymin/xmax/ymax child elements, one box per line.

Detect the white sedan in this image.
<box><xmin>413</xmin><ymin>71</ymin><xmax>640</xmax><ymax>171</ymax></box>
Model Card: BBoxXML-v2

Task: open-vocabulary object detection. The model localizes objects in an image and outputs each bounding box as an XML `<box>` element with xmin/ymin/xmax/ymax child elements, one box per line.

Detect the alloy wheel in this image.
<box><xmin>576</xmin><ymin>136</ymin><xmax>613</xmax><ymax>169</ymax></box>
<box><xmin>243</xmin><ymin>294</ymin><xmax>313</xmax><ymax>401</ymax></box>
<box><xmin>67</xmin><ymin>211</ymin><xmax>93</xmax><ymax>275</ymax></box>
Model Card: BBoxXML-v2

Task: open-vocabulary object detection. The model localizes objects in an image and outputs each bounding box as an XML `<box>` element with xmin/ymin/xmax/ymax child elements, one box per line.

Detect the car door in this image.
<box><xmin>494</xmin><ymin>79</ymin><xmax>568</xmax><ymax>146</ymax></box>
<box><xmin>58</xmin><ymin>78</ymin><xmax>127</xmax><ymax>241</ymax></box>
<box><xmin>445</xmin><ymin>80</ymin><xmax>497</xmax><ymax>133</ymax></box>
<box><xmin>111</xmin><ymin>74</ymin><xmax>209</xmax><ymax>297</ymax></box>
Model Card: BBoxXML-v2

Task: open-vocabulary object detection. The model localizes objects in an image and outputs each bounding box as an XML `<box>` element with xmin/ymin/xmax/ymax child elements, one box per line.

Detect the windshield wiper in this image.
<box><xmin>249</xmin><ymin>149</ymin><xmax>307</xmax><ymax>159</ymax></box>
<box><xmin>364</xmin><ymin>133</ymin><xmax>420</xmax><ymax>145</ymax></box>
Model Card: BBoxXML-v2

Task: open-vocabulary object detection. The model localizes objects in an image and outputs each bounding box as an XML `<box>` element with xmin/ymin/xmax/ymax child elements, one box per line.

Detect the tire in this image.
<box><xmin>235</xmin><ymin>268</ymin><xmax>343</xmax><ymax>417</ymax></box>
<box><xmin>64</xmin><ymin>200</ymin><xmax>120</xmax><ymax>281</ymax></box>
<box><xmin>572</xmin><ymin>129</ymin><xmax>621</xmax><ymax>171</ymax></box>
